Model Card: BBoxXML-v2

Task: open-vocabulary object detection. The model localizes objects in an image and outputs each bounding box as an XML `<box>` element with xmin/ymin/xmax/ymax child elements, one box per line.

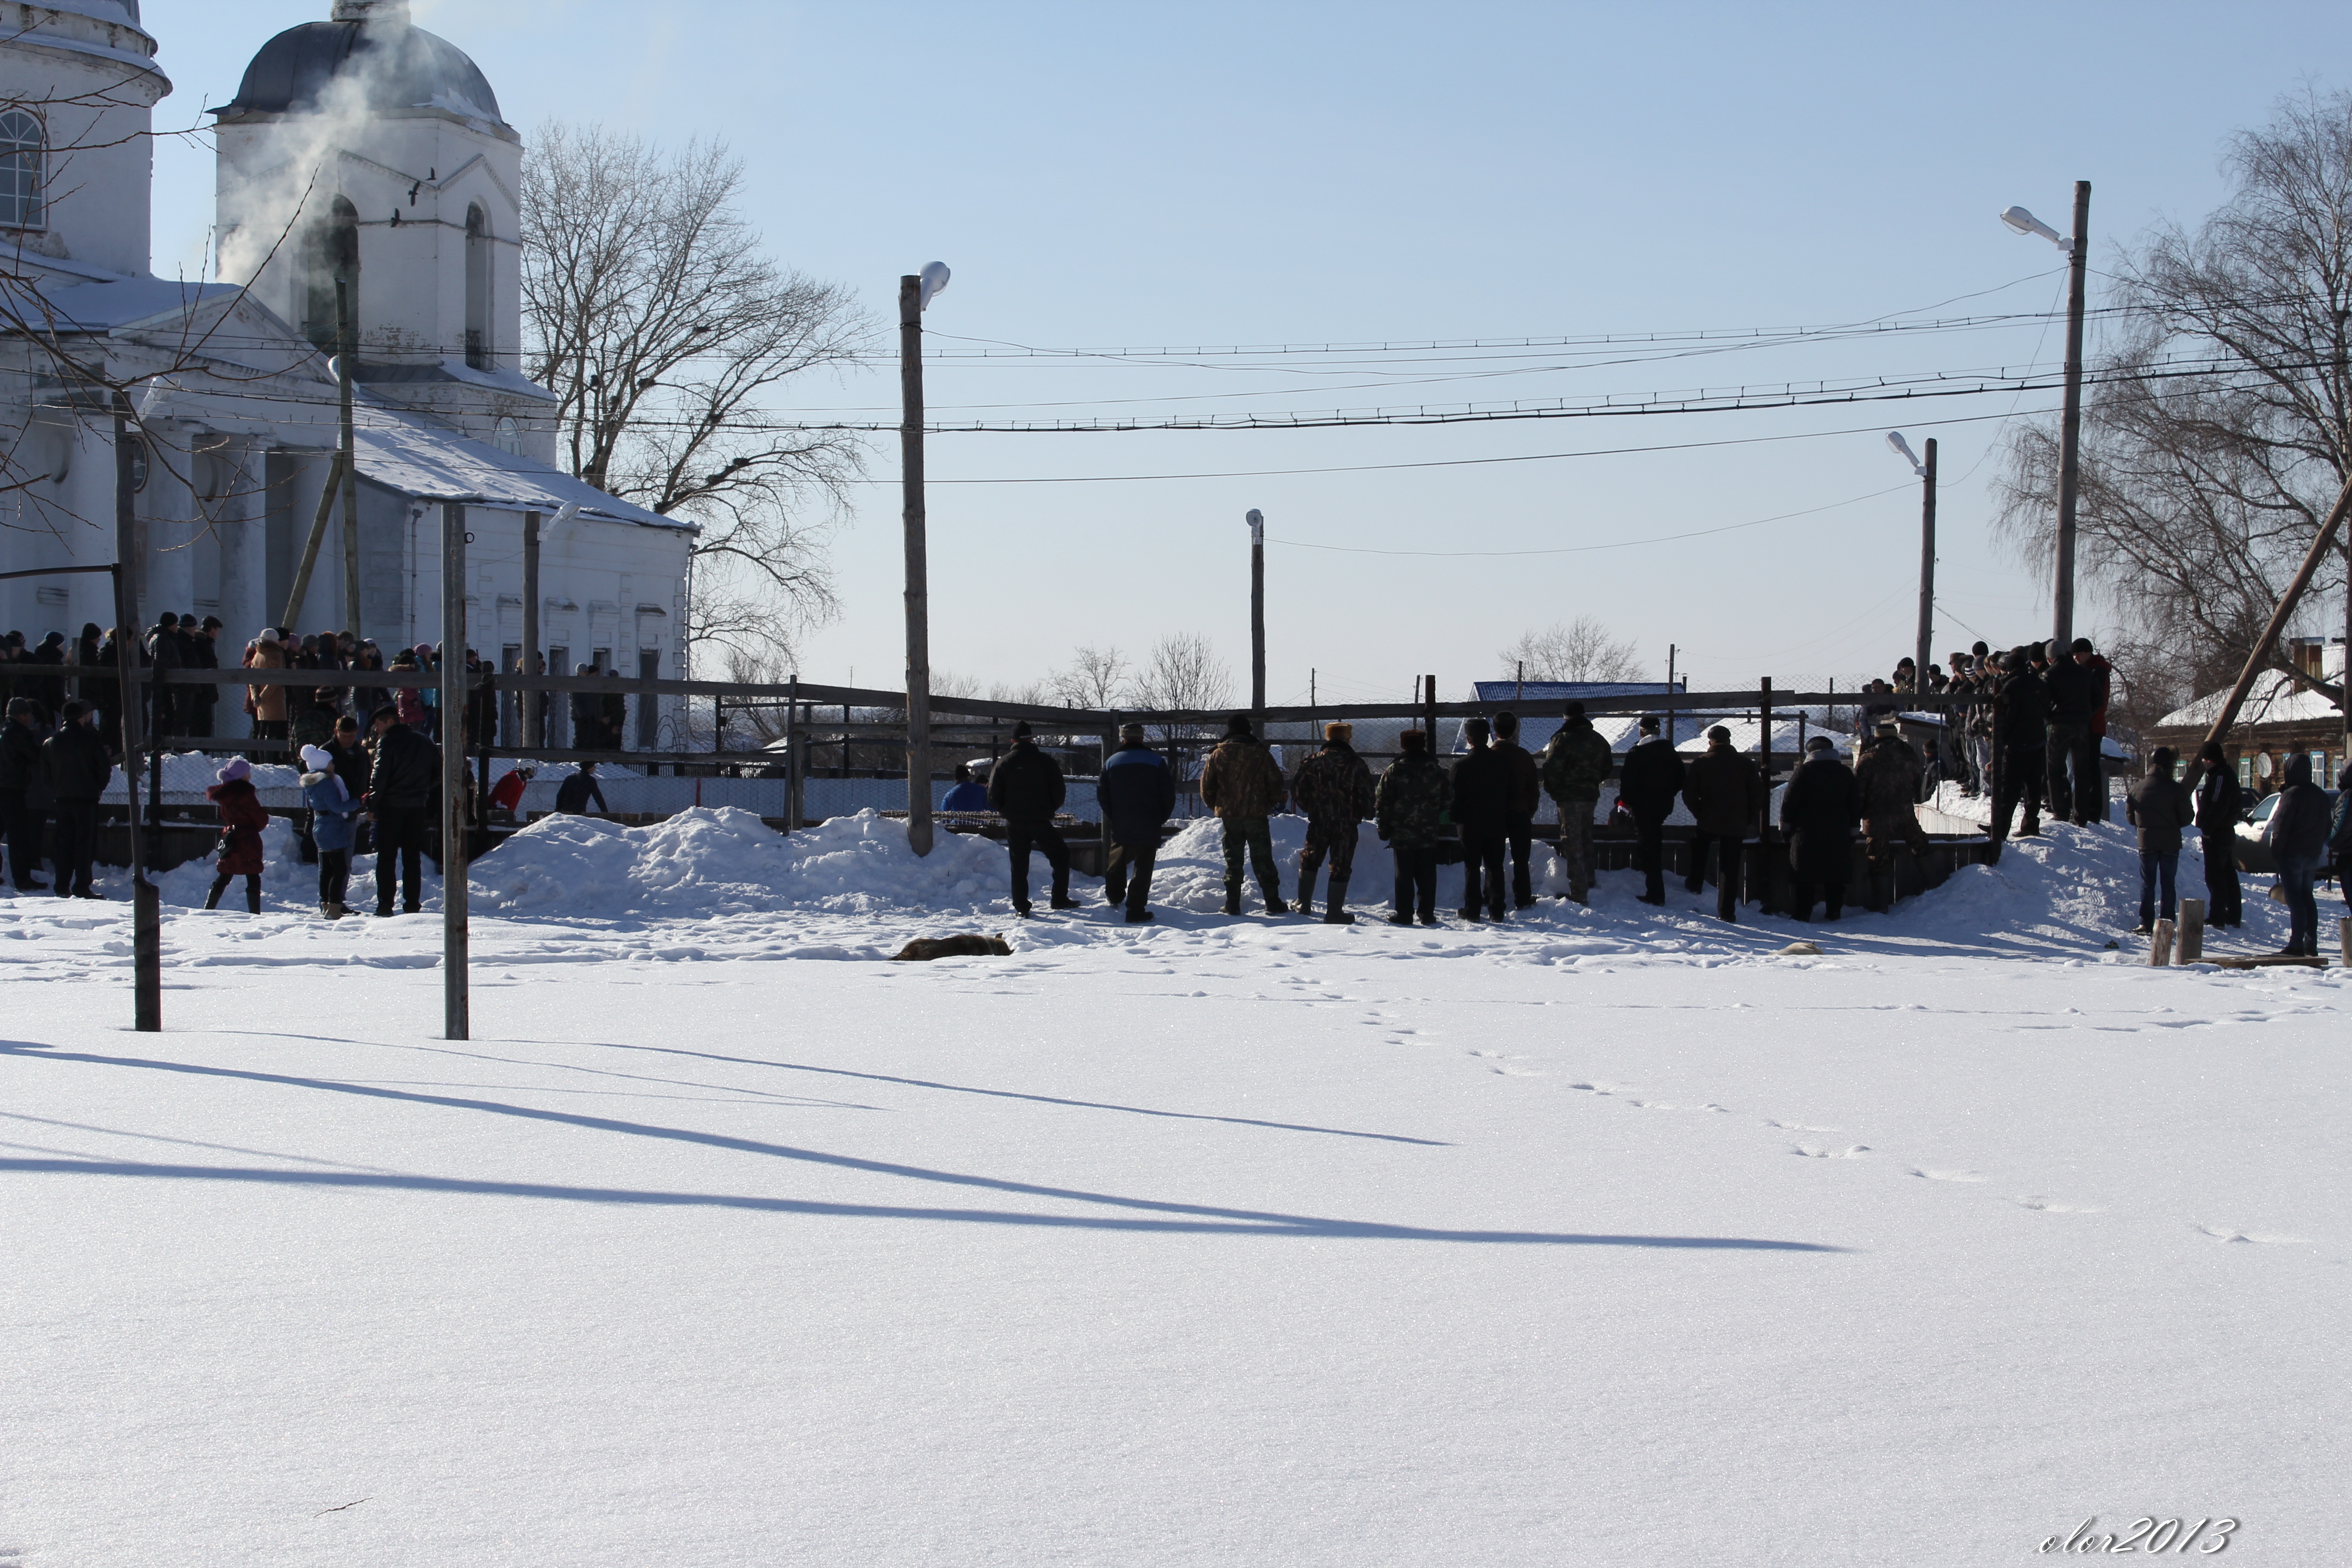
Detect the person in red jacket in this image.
<box><xmin>204</xmin><ymin>755</ymin><xmax>270</xmax><ymax>913</ymax></box>
<box><xmin>489</xmin><ymin>765</ymin><xmax>534</xmax><ymax>819</ymax></box>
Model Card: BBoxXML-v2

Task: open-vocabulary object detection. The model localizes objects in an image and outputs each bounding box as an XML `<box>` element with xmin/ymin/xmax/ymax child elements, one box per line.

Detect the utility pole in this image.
<box><xmin>1915</xmin><ymin>436</ymin><xmax>1938</xmax><ymax>682</ymax></box>
<box><xmin>900</xmin><ymin>272</ymin><xmax>932</xmax><ymax>857</ymax></box>
<box><xmin>1665</xmin><ymin>643</ymin><xmax>1676</xmax><ymax>744</ymax></box>
<box><xmin>113</xmin><ymin>392</ymin><xmax>159</xmax><ymax>1032</ymax></box>
<box><xmin>337</xmin><ymin>279</ymin><xmax>362</xmax><ymax>635</ymax></box>
<box><xmin>2053</xmin><ymin>179</ymin><xmax>2091</xmax><ymax>651</ymax></box>
<box><xmin>520</xmin><ymin>510</ymin><xmax>539</xmax><ymax>746</ymax></box>
<box><xmin>441</xmin><ymin>501</ymin><xmax>469</xmax><ymax>1041</ymax></box>
<box><xmin>1247</xmin><ymin>508</ymin><xmax>1266</xmax><ymax>734</ymax></box>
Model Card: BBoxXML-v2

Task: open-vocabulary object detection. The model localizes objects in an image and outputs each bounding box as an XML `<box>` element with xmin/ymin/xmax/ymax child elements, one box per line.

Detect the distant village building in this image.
<box><xmin>1</xmin><ymin>0</ymin><xmax>690</xmax><ymax>745</ymax></box>
<box><xmin>2150</xmin><ymin>637</ymin><xmax>2347</xmax><ymax>794</ymax></box>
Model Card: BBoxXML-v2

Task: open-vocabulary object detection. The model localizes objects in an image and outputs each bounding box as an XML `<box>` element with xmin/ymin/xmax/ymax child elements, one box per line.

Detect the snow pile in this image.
<box><xmin>469</xmin><ymin>807</ymin><xmax>1016</xmax><ymax>918</ymax></box>
<box><xmin>117</xmin><ymin>816</ymin><xmax>446</xmax><ymax>913</ymax></box>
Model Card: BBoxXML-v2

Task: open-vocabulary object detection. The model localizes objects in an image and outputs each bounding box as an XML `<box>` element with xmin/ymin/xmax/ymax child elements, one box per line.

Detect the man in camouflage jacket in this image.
<box><xmin>1374</xmin><ymin>728</ymin><xmax>1451</xmax><ymax>925</ymax></box>
<box><xmin>1535</xmin><ymin>699</ymin><xmax>1612</xmax><ymax>902</ymax></box>
<box><xmin>1290</xmin><ymin>721</ymin><xmax>1376</xmax><ymax>924</ymax></box>
<box><xmin>1198</xmin><ymin>712</ymin><xmax>1289</xmax><ymax>914</ymax></box>
<box><xmin>1852</xmin><ymin>720</ymin><xmax>1929</xmax><ymax>910</ymax></box>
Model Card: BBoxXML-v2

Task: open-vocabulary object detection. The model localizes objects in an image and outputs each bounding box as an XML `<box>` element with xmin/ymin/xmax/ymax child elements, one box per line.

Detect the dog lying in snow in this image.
<box><xmin>891</xmin><ymin>934</ymin><xmax>1013</xmax><ymax>962</ymax></box>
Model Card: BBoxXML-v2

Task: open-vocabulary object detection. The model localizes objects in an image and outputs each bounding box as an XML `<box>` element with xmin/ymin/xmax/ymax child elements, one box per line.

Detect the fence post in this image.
<box><xmin>441</xmin><ymin>501</ymin><xmax>469</xmax><ymax>1042</ymax></box>
<box><xmin>112</xmin><ymin>395</ymin><xmax>161</xmax><ymax>1032</ymax></box>
<box><xmin>786</xmin><ymin>677</ymin><xmax>800</xmax><ymax>831</ymax></box>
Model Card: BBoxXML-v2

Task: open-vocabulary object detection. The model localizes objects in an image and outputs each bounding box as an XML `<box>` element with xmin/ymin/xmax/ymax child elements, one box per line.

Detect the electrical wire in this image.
<box><xmin>1264</xmin><ymin>483</ymin><xmax>1915</xmax><ymax>558</ymax></box>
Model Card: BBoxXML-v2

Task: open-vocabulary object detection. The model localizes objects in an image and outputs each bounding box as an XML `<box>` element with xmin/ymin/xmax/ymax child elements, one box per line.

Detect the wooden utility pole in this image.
<box><xmin>337</xmin><ymin>279</ymin><xmax>362</xmax><ymax>635</ymax></box>
<box><xmin>520</xmin><ymin>510</ymin><xmax>540</xmax><ymax>745</ymax></box>
<box><xmin>113</xmin><ymin>392</ymin><xmax>159</xmax><ymax>1032</ymax></box>
<box><xmin>2201</xmin><ymin>472</ymin><xmax>2352</xmax><ymax>751</ymax></box>
<box><xmin>1915</xmin><ymin>436</ymin><xmax>1938</xmax><ymax>683</ymax></box>
<box><xmin>441</xmin><ymin>501</ymin><xmax>470</xmax><ymax>1041</ymax></box>
<box><xmin>1665</xmin><ymin>644</ymin><xmax>1677</xmax><ymax>743</ymax></box>
<box><xmin>2053</xmin><ymin>180</ymin><xmax>2091</xmax><ymax>651</ymax></box>
<box><xmin>1247</xmin><ymin>508</ymin><xmax>1266</xmax><ymax>734</ymax></box>
<box><xmin>900</xmin><ymin>273</ymin><xmax>933</xmax><ymax>857</ymax></box>
<box><xmin>280</xmin><ymin>452</ymin><xmax>345</xmax><ymax>632</ymax></box>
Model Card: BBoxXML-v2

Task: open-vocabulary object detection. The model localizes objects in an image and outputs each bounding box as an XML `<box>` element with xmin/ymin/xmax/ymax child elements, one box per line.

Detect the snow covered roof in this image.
<box><xmin>1470</xmin><ymin>680</ymin><xmax>1680</xmax><ymax>705</ymax></box>
<box><xmin>1</xmin><ymin>276</ymin><xmax>242</xmax><ymax>332</ymax></box>
<box><xmin>351</xmin><ymin>421</ymin><xmax>690</xmax><ymax>532</ymax></box>
<box><xmin>2155</xmin><ymin>669</ymin><xmax>2345</xmax><ymax>733</ymax></box>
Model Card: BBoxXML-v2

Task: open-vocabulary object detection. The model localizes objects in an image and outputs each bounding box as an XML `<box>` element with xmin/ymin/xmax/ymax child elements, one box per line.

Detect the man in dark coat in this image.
<box><xmin>1682</xmin><ymin>724</ymin><xmax>1764</xmax><ymax>921</ymax></box>
<box><xmin>569</xmin><ymin>665</ymin><xmax>603</xmax><ymax>755</ymax></box>
<box><xmin>1290</xmin><ymin>720</ymin><xmax>1375</xmax><ymax>924</ymax></box>
<box><xmin>987</xmin><ymin>721</ymin><xmax>1076</xmax><ymax>916</ymax></box>
<box><xmin>42</xmin><ymin>700</ymin><xmax>110</xmax><ymax>898</ymax></box>
<box><xmin>366</xmin><ymin>703</ymin><xmax>440</xmax><ymax>916</ymax></box>
<box><xmin>1853</xmin><ymin>720</ymin><xmax>1930</xmax><ymax>911</ymax></box>
<box><xmin>186</xmin><ymin>616</ymin><xmax>222</xmax><ymax>737</ymax></box>
<box><xmin>1197</xmin><ymin>713</ymin><xmax>1288</xmax><ymax>915</ymax></box>
<box><xmin>1988</xmin><ymin>647</ymin><xmax>2049</xmax><ymax>854</ymax></box>
<box><xmin>1780</xmin><ymin>735</ymin><xmax>1857</xmax><ymax>920</ymax></box>
<box><xmin>2125</xmin><ymin>747</ymin><xmax>2195</xmax><ymax>935</ymax></box>
<box><xmin>2190</xmin><ymin>741</ymin><xmax>2244</xmax><ymax>927</ymax></box>
<box><xmin>1489</xmin><ymin>710</ymin><xmax>1543</xmax><ymax>910</ymax></box>
<box><xmin>0</xmin><ymin>697</ymin><xmax>50</xmax><ymax>890</ymax></box>
<box><xmin>2261</xmin><ymin>752</ymin><xmax>2331</xmax><ymax>958</ymax></box>
<box><xmin>24</xmin><ymin>632</ymin><xmax>65</xmax><ymax>719</ymax></box>
<box><xmin>1374</xmin><ymin>728</ymin><xmax>1450</xmax><ymax>926</ymax></box>
<box><xmin>145</xmin><ymin>611</ymin><xmax>185</xmax><ymax>740</ymax></box>
<box><xmin>1537</xmin><ymin>699</ymin><xmax>1612</xmax><ymax>903</ymax></box>
<box><xmin>1096</xmin><ymin>722</ymin><xmax>1175</xmax><ymax>923</ymax></box>
<box><xmin>1450</xmin><ymin>716</ymin><xmax>1511</xmax><ymax>922</ymax></box>
<box><xmin>2043</xmin><ymin>637</ymin><xmax>2104</xmax><ymax>826</ymax></box>
<box><xmin>1618</xmin><ymin>714</ymin><xmax>1685</xmax><ymax>905</ymax></box>
<box><xmin>554</xmin><ymin>761</ymin><xmax>608</xmax><ymax>814</ymax></box>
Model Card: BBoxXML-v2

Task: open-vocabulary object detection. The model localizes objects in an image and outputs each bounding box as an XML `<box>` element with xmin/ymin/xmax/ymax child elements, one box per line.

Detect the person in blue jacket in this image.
<box><xmin>941</xmin><ymin>762</ymin><xmax>990</xmax><ymax>812</ymax></box>
<box><xmin>300</xmin><ymin>743</ymin><xmax>367</xmax><ymax>919</ymax></box>
<box><xmin>1095</xmin><ymin>722</ymin><xmax>1176</xmax><ymax>923</ymax></box>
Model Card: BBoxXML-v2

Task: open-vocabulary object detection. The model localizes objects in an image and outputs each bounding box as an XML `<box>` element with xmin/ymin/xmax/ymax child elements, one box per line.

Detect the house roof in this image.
<box><xmin>350</xmin><ymin>421</ymin><xmax>690</xmax><ymax>532</ymax></box>
<box><xmin>2155</xmin><ymin>669</ymin><xmax>2346</xmax><ymax>733</ymax></box>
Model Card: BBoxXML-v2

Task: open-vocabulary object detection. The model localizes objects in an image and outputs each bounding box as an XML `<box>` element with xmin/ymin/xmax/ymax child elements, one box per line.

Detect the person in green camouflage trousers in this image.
<box><xmin>1375</xmin><ymin>728</ymin><xmax>1451</xmax><ymax>925</ymax></box>
<box><xmin>1290</xmin><ymin>720</ymin><xmax>1377</xmax><ymax>924</ymax></box>
<box><xmin>1536</xmin><ymin>698</ymin><xmax>1613</xmax><ymax>903</ymax></box>
<box><xmin>1198</xmin><ymin>712</ymin><xmax>1289</xmax><ymax>915</ymax></box>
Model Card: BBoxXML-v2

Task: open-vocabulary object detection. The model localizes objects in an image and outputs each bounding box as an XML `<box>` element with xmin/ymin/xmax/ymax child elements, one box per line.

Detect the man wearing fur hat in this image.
<box><xmin>1198</xmin><ymin>712</ymin><xmax>1289</xmax><ymax>915</ymax></box>
<box><xmin>1289</xmin><ymin>721</ymin><xmax>1375</xmax><ymax>923</ymax></box>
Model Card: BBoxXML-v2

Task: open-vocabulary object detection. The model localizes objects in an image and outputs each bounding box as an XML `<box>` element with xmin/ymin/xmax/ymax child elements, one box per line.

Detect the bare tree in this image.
<box><xmin>1129</xmin><ymin>632</ymin><xmax>1233</xmax><ymax>715</ymax></box>
<box><xmin>1996</xmin><ymin>88</ymin><xmax>2352</xmax><ymax>704</ymax></box>
<box><xmin>1499</xmin><ymin>617</ymin><xmax>1646</xmax><ymax>682</ymax></box>
<box><xmin>520</xmin><ymin>123</ymin><xmax>874</xmax><ymax>669</ymax></box>
<box><xmin>1049</xmin><ymin>644</ymin><xmax>1130</xmax><ymax>710</ymax></box>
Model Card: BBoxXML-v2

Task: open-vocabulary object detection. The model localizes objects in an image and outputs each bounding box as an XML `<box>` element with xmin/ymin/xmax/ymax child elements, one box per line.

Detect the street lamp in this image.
<box><xmin>902</xmin><ymin>261</ymin><xmax>949</xmax><ymax>856</ymax></box>
<box><xmin>1887</xmin><ymin>431</ymin><xmax>1937</xmax><ymax>688</ymax></box>
<box><xmin>2002</xmin><ymin>183</ymin><xmax>2091</xmax><ymax>650</ymax></box>
<box><xmin>1246</xmin><ymin>508</ymin><xmax>1265</xmax><ymax>734</ymax></box>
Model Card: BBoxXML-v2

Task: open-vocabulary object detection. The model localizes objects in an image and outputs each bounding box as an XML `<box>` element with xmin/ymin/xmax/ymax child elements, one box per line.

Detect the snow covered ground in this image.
<box><xmin>3</xmin><ymin>810</ymin><xmax>2346</xmax><ymax>1563</ymax></box>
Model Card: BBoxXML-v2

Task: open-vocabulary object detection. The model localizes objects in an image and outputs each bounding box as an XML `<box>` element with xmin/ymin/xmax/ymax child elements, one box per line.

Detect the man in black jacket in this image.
<box><xmin>1490</xmin><ymin>710</ymin><xmax>1542</xmax><ymax>909</ymax></box>
<box><xmin>1096</xmin><ymin>723</ymin><xmax>1175</xmax><ymax>923</ymax></box>
<box><xmin>2190</xmin><ymin>740</ymin><xmax>2243</xmax><ymax>926</ymax></box>
<box><xmin>186</xmin><ymin>616</ymin><xmax>222</xmax><ymax>737</ymax></box>
<box><xmin>1450</xmin><ymin>717</ymin><xmax>1510</xmax><ymax>921</ymax></box>
<box><xmin>145</xmin><ymin>612</ymin><xmax>185</xmax><ymax>740</ymax></box>
<box><xmin>42</xmin><ymin>700</ymin><xmax>110</xmax><ymax>898</ymax></box>
<box><xmin>2043</xmin><ymin>637</ymin><xmax>2104</xmax><ymax>826</ymax></box>
<box><xmin>0</xmin><ymin>697</ymin><xmax>50</xmax><ymax>890</ymax></box>
<box><xmin>1988</xmin><ymin>649</ymin><xmax>2049</xmax><ymax>855</ymax></box>
<box><xmin>2125</xmin><ymin>747</ymin><xmax>2195</xmax><ymax>934</ymax></box>
<box><xmin>1618</xmin><ymin>715</ymin><xmax>1686</xmax><ymax>904</ymax></box>
<box><xmin>1780</xmin><ymin>735</ymin><xmax>1858</xmax><ymax>921</ymax></box>
<box><xmin>987</xmin><ymin>721</ymin><xmax>1076</xmax><ymax>916</ymax></box>
<box><xmin>366</xmin><ymin>703</ymin><xmax>439</xmax><ymax>915</ymax></box>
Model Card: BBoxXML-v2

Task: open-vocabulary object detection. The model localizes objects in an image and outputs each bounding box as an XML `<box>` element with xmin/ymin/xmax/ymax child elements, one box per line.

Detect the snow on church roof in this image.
<box><xmin>349</xmin><ymin>420</ymin><xmax>691</xmax><ymax>533</ymax></box>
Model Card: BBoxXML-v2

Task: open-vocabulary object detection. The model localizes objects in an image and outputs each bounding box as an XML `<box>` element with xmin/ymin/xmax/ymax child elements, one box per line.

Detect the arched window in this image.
<box><xmin>300</xmin><ymin>196</ymin><xmax>361</xmax><ymax>351</ymax></box>
<box><xmin>465</xmin><ymin>204</ymin><xmax>490</xmax><ymax>368</ymax></box>
<box><xmin>0</xmin><ymin>109</ymin><xmax>44</xmax><ymax>230</ymax></box>
<box><xmin>492</xmin><ymin>416</ymin><xmax>522</xmax><ymax>455</ymax></box>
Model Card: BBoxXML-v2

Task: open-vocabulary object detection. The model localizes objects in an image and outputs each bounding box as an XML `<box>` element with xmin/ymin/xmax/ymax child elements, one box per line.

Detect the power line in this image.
<box><xmin>1265</xmin><ymin>483</ymin><xmax>1916</xmax><ymax>558</ymax></box>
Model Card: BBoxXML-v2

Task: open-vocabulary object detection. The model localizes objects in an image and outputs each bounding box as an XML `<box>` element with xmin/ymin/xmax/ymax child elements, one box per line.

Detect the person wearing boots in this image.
<box><xmin>1451</xmin><ymin>716</ymin><xmax>1511</xmax><ymax>921</ymax></box>
<box><xmin>1537</xmin><ymin>699</ymin><xmax>1612</xmax><ymax>903</ymax></box>
<box><xmin>1097</xmin><ymin>723</ymin><xmax>1174</xmax><ymax>924</ymax></box>
<box><xmin>1290</xmin><ymin>720</ymin><xmax>1375</xmax><ymax>924</ymax></box>
<box><xmin>41</xmin><ymin>700</ymin><xmax>109</xmax><ymax>897</ymax></box>
<box><xmin>1490</xmin><ymin>711</ymin><xmax>1542</xmax><ymax>910</ymax></box>
<box><xmin>1681</xmin><ymin>724</ymin><xmax>1764</xmax><ymax>922</ymax></box>
<box><xmin>1853</xmin><ymin>719</ymin><xmax>1930</xmax><ymax>911</ymax></box>
<box><xmin>366</xmin><ymin>702</ymin><xmax>438</xmax><ymax>916</ymax></box>
<box><xmin>1375</xmin><ymin>729</ymin><xmax>1450</xmax><ymax>926</ymax></box>
<box><xmin>2190</xmin><ymin>740</ymin><xmax>2245</xmax><ymax>927</ymax></box>
<box><xmin>1198</xmin><ymin>712</ymin><xmax>1288</xmax><ymax>914</ymax></box>
<box><xmin>1619</xmin><ymin>715</ymin><xmax>1684</xmax><ymax>904</ymax></box>
<box><xmin>204</xmin><ymin>756</ymin><xmax>269</xmax><ymax>913</ymax></box>
<box><xmin>301</xmin><ymin>744</ymin><xmax>367</xmax><ymax>918</ymax></box>
<box><xmin>1988</xmin><ymin>647</ymin><xmax>2050</xmax><ymax>853</ymax></box>
<box><xmin>2125</xmin><ymin>746</ymin><xmax>2195</xmax><ymax>936</ymax></box>
<box><xmin>987</xmin><ymin>720</ymin><xmax>1077</xmax><ymax>916</ymax></box>
<box><xmin>0</xmin><ymin>697</ymin><xmax>50</xmax><ymax>891</ymax></box>
<box><xmin>1780</xmin><ymin>735</ymin><xmax>1857</xmax><ymax>921</ymax></box>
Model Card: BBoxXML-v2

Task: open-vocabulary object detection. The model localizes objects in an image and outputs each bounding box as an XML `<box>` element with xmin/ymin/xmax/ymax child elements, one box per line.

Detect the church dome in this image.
<box><xmin>213</xmin><ymin>1</ymin><xmax>504</xmax><ymax>127</ymax></box>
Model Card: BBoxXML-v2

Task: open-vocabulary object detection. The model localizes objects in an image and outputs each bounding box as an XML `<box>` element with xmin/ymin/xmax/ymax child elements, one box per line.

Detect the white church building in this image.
<box><xmin>0</xmin><ymin>0</ymin><xmax>691</xmax><ymax>746</ymax></box>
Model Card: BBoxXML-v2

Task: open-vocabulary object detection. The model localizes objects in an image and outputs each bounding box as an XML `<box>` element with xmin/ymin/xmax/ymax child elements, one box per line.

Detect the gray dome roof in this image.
<box><xmin>214</xmin><ymin>17</ymin><xmax>504</xmax><ymax>126</ymax></box>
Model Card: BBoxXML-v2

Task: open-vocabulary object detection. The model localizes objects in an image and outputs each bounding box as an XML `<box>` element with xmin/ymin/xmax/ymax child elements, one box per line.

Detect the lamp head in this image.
<box><xmin>918</xmin><ymin>261</ymin><xmax>951</xmax><ymax>311</ymax></box>
<box><xmin>1999</xmin><ymin>205</ymin><xmax>2069</xmax><ymax>249</ymax></box>
<box><xmin>1885</xmin><ymin>430</ymin><xmax>1926</xmax><ymax>476</ymax></box>
<box><xmin>1245</xmin><ymin>508</ymin><xmax>1264</xmax><ymax>538</ymax></box>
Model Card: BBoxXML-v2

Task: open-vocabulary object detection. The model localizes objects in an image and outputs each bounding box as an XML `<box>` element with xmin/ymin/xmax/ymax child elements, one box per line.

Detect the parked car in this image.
<box><xmin>2232</xmin><ymin>789</ymin><xmax>2340</xmax><ymax>875</ymax></box>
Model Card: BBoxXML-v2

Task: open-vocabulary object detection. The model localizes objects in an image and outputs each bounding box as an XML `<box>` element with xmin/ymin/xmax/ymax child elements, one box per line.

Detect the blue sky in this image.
<box><xmin>145</xmin><ymin>1</ymin><xmax>2352</xmax><ymax>702</ymax></box>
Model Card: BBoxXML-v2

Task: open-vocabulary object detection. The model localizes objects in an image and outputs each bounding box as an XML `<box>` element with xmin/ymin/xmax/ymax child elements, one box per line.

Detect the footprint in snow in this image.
<box><xmin>2195</xmin><ymin>1225</ymin><xmax>2309</xmax><ymax>1245</ymax></box>
<box><xmin>1568</xmin><ymin>1081</ymin><xmax>1637</xmax><ymax>1095</ymax></box>
<box><xmin>2015</xmin><ymin>1196</ymin><xmax>2104</xmax><ymax>1215</ymax></box>
<box><xmin>1910</xmin><ymin>1167</ymin><xmax>1987</xmax><ymax>1182</ymax></box>
<box><xmin>1767</xmin><ymin>1119</ymin><xmax>1842</xmax><ymax>1133</ymax></box>
<box><xmin>1792</xmin><ymin>1144</ymin><xmax>1871</xmax><ymax>1158</ymax></box>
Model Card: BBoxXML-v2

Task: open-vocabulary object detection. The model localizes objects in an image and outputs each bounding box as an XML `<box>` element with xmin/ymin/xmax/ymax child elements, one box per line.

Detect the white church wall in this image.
<box><xmin>0</xmin><ymin>6</ymin><xmax>166</xmax><ymax>277</ymax></box>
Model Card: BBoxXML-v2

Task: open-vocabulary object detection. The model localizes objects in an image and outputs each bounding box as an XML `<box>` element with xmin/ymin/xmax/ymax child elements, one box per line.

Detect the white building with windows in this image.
<box><xmin>0</xmin><ymin>0</ymin><xmax>691</xmax><ymax>747</ymax></box>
